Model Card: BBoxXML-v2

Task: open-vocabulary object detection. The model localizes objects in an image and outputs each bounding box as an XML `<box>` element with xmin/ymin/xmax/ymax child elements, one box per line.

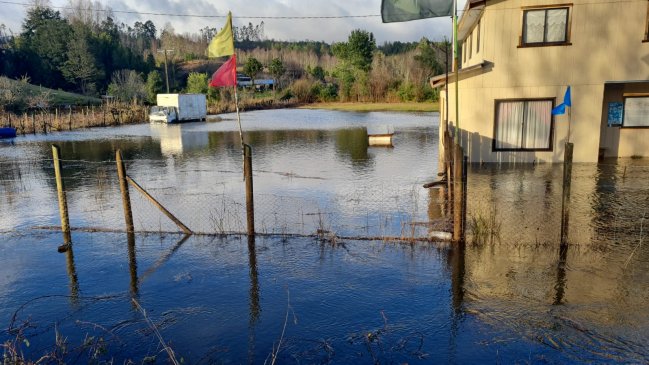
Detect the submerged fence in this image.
<box><xmin>0</xmin><ymin>145</ymin><xmax>452</xmax><ymax>242</ymax></box>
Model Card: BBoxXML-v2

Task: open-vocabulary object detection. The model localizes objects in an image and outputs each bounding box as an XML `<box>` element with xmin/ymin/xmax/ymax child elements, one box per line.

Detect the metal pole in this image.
<box><xmin>453</xmin><ymin>0</ymin><xmax>460</xmax><ymax>143</ymax></box>
<box><xmin>234</xmin><ymin>86</ymin><xmax>244</xmax><ymax>150</ymax></box>
<box><xmin>116</xmin><ymin>149</ymin><xmax>135</xmax><ymax>233</ymax></box>
<box><xmin>560</xmin><ymin>142</ymin><xmax>574</xmax><ymax>245</ymax></box>
<box><xmin>453</xmin><ymin>143</ymin><xmax>463</xmax><ymax>242</ymax></box>
<box><xmin>244</xmin><ymin>143</ymin><xmax>255</xmax><ymax>236</ymax></box>
<box><xmin>52</xmin><ymin>145</ymin><xmax>71</xmax><ymax>235</ymax></box>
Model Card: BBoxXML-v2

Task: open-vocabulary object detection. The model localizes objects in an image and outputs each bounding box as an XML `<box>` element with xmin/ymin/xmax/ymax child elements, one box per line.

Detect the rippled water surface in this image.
<box><xmin>1</xmin><ymin>109</ymin><xmax>648</xmax><ymax>363</ymax></box>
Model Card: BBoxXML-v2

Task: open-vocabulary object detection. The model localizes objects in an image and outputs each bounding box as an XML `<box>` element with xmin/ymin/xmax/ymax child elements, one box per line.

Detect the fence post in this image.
<box><xmin>560</xmin><ymin>142</ymin><xmax>574</xmax><ymax>245</ymax></box>
<box><xmin>244</xmin><ymin>144</ymin><xmax>255</xmax><ymax>236</ymax></box>
<box><xmin>462</xmin><ymin>155</ymin><xmax>468</xmax><ymax>242</ymax></box>
<box><xmin>68</xmin><ymin>108</ymin><xmax>72</xmax><ymax>130</ymax></box>
<box><xmin>52</xmin><ymin>145</ymin><xmax>71</xmax><ymax>235</ymax></box>
<box><xmin>453</xmin><ymin>143</ymin><xmax>464</xmax><ymax>242</ymax></box>
<box><xmin>116</xmin><ymin>149</ymin><xmax>135</xmax><ymax>232</ymax></box>
<box><xmin>31</xmin><ymin>113</ymin><xmax>35</xmax><ymax>134</ymax></box>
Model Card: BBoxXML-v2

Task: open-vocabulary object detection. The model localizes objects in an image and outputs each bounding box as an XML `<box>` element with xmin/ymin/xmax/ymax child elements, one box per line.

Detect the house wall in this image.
<box><xmin>441</xmin><ymin>0</ymin><xmax>649</xmax><ymax>163</ymax></box>
<box><xmin>600</xmin><ymin>82</ymin><xmax>649</xmax><ymax>158</ymax></box>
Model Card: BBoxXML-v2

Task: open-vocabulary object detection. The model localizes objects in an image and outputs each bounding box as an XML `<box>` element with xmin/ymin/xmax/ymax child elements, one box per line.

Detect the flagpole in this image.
<box><xmin>234</xmin><ymin>85</ymin><xmax>244</xmax><ymax>150</ymax></box>
<box><xmin>453</xmin><ymin>0</ymin><xmax>459</xmax><ymax>144</ymax></box>
<box><xmin>567</xmin><ymin>106</ymin><xmax>571</xmax><ymax>144</ymax></box>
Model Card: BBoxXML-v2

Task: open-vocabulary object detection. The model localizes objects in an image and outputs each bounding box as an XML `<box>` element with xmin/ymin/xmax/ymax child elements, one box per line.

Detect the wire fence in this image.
<box><xmin>0</xmin><ymin>156</ymin><xmax>450</xmax><ymax>241</ymax></box>
<box><xmin>3</xmin><ymin>154</ymin><xmax>645</xmax><ymax>246</ymax></box>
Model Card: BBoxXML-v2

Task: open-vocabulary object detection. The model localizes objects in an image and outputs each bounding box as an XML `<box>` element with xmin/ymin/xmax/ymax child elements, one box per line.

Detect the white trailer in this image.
<box><xmin>149</xmin><ymin>94</ymin><xmax>207</xmax><ymax>123</ymax></box>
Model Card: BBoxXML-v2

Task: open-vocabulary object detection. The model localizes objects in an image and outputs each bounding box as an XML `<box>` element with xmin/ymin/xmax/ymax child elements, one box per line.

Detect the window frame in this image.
<box><xmin>622</xmin><ymin>95</ymin><xmax>649</xmax><ymax>128</ymax></box>
<box><xmin>492</xmin><ymin>98</ymin><xmax>556</xmax><ymax>152</ymax></box>
<box><xmin>644</xmin><ymin>0</ymin><xmax>649</xmax><ymax>42</ymax></box>
<box><xmin>476</xmin><ymin>20</ymin><xmax>481</xmax><ymax>53</ymax></box>
<box><xmin>519</xmin><ymin>4</ymin><xmax>572</xmax><ymax>48</ymax></box>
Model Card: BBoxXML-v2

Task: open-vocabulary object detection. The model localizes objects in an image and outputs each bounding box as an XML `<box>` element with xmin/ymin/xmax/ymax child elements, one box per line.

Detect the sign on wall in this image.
<box><xmin>607</xmin><ymin>102</ymin><xmax>623</xmax><ymax>127</ymax></box>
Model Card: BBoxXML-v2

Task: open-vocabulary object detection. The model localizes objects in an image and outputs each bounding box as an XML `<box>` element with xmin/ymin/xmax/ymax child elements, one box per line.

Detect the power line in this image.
<box><xmin>0</xmin><ymin>1</ymin><xmax>382</xmax><ymax>19</ymax></box>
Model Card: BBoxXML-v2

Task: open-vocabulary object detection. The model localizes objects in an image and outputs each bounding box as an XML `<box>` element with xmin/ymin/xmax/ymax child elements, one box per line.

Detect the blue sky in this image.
<box><xmin>0</xmin><ymin>0</ymin><xmax>460</xmax><ymax>43</ymax></box>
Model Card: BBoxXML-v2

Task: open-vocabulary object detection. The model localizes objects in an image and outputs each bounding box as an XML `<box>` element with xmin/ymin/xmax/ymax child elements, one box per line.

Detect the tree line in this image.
<box><xmin>0</xmin><ymin>0</ymin><xmax>449</xmax><ymax>111</ymax></box>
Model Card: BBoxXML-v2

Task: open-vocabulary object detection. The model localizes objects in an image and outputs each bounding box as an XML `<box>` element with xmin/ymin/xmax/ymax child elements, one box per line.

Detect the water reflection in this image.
<box><xmin>150</xmin><ymin>124</ymin><xmax>209</xmax><ymax>156</ymax></box>
<box><xmin>247</xmin><ymin>236</ymin><xmax>260</xmax><ymax>365</ymax></box>
<box><xmin>127</xmin><ymin>232</ymin><xmax>139</xmax><ymax>298</ymax></box>
<box><xmin>63</xmin><ymin>234</ymin><xmax>79</xmax><ymax>304</ymax></box>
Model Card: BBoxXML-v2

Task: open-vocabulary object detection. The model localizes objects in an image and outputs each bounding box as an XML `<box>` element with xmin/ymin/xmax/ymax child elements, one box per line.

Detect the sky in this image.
<box><xmin>0</xmin><ymin>0</ymin><xmax>460</xmax><ymax>44</ymax></box>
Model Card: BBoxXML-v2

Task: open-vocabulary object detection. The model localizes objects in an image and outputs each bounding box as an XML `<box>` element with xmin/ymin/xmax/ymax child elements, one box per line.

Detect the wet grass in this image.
<box><xmin>300</xmin><ymin>102</ymin><xmax>439</xmax><ymax>113</ymax></box>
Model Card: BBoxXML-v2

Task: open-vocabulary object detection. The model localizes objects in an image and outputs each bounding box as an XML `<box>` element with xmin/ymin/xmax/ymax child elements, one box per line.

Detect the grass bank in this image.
<box><xmin>300</xmin><ymin>102</ymin><xmax>439</xmax><ymax>112</ymax></box>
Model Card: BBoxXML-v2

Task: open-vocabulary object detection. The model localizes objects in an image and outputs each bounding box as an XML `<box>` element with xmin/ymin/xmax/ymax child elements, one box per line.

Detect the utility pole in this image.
<box><xmin>157</xmin><ymin>49</ymin><xmax>174</xmax><ymax>93</ymax></box>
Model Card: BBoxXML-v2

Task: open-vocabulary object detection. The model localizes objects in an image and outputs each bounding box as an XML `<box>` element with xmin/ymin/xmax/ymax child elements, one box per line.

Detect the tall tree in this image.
<box><xmin>61</xmin><ymin>24</ymin><xmax>101</xmax><ymax>95</ymax></box>
<box><xmin>243</xmin><ymin>57</ymin><xmax>263</xmax><ymax>87</ymax></box>
<box><xmin>145</xmin><ymin>70</ymin><xmax>163</xmax><ymax>103</ymax></box>
<box><xmin>268</xmin><ymin>58</ymin><xmax>285</xmax><ymax>94</ymax></box>
<box><xmin>333</xmin><ymin>29</ymin><xmax>376</xmax><ymax>72</ymax></box>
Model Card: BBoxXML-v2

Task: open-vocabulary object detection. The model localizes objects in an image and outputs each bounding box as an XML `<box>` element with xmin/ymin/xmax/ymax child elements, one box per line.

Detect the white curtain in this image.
<box><xmin>523</xmin><ymin>101</ymin><xmax>552</xmax><ymax>148</ymax></box>
<box><xmin>496</xmin><ymin>100</ymin><xmax>552</xmax><ymax>149</ymax></box>
<box><xmin>546</xmin><ymin>9</ymin><xmax>567</xmax><ymax>43</ymax></box>
<box><xmin>525</xmin><ymin>10</ymin><xmax>545</xmax><ymax>43</ymax></box>
<box><xmin>496</xmin><ymin>101</ymin><xmax>524</xmax><ymax>149</ymax></box>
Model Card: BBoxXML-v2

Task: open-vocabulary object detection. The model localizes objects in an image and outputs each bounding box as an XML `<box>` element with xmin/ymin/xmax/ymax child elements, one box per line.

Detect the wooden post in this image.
<box><xmin>126</xmin><ymin>176</ymin><xmax>192</xmax><ymax>235</ymax></box>
<box><xmin>55</xmin><ymin>108</ymin><xmax>59</xmax><ymax>130</ymax></box>
<box><xmin>68</xmin><ymin>108</ymin><xmax>72</xmax><ymax>130</ymax></box>
<box><xmin>461</xmin><ymin>155</ymin><xmax>468</xmax><ymax>242</ymax></box>
<box><xmin>244</xmin><ymin>144</ymin><xmax>255</xmax><ymax>236</ymax></box>
<box><xmin>453</xmin><ymin>143</ymin><xmax>464</xmax><ymax>242</ymax></box>
<box><xmin>52</xmin><ymin>145</ymin><xmax>71</xmax><ymax>235</ymax></box>
<box><xmin>116</xmin><ymin>150</ymin><xmax>135</xmax><ymax>233</ymax></box>
<box><xmin>560</xmin><ymin>142</ymin><xmax>574</xmax><ymax>245</ymax></box>
<box><xmin>31</xmin><ymin>113</ymin><xmax>35</xmax><ymax>134</ymax></box>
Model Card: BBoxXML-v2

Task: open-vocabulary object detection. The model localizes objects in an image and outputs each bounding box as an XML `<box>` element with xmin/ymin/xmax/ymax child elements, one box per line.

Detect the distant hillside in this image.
<box><xmin>0</xmin><ymin>76</ymin><xmax>101</xmax><ymax>108</ymax></box>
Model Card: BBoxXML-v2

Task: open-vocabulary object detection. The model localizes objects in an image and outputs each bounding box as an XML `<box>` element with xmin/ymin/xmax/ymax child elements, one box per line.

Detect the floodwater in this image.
<box><xmin>0</xmin><ymin>109</ymin><xmax>648</xmax><ymax>363</ymax></box>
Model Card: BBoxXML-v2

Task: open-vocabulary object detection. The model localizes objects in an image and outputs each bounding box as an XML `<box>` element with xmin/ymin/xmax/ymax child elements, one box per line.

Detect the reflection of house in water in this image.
<box><xmin>150</xmin><ymin>124</ymin><xmax>209</xmax><ymax>155</ymax></box>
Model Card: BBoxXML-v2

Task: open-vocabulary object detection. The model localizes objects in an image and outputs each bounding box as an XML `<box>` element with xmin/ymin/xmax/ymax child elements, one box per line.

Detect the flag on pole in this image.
<box><xmin>552</xmin><ymin>86</ymin><xmax>572</xmax><ymax>115</ymax></box>
<box><xmin>210</xmin><ymin>55</ymin><xmax>237</xmax><ymax>87</ymax></box>
<box><xmin>208</xmin><ymin>12</ymin><xmax>234</xmax><ymax>58</ymax></box>
<box><xmin>381</xmin><ymin>0</ymin><xmax>453</xmax><ymax>23</ymax></box>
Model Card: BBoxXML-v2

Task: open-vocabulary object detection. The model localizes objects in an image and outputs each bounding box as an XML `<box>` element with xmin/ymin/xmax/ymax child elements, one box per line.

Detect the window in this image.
<box><xmin>522</xmin><ymin>7</ymin><xmax>570</xmax><ymax>46</ymax></box>
<box><xmin>469</xmin><ymin>32</ymin><xmax>473</xmax><ymax>59</ymax></box>
<box><xmin>494</xmin><ymin>99</ymin><xmax>554</xmax><ymax>150</ymax></box>
<box><xmin>623</xmin><ymin>97</ymin><xmax>649</xmax><ymax>127</ymax></box>
<box><xmin>463</xmin><ymin>41</ymin><xmax>467</xmax><ymax>63</ymax></box>
<box><xmin>476</xmin><ymin>20</ymin><xmax>481</xmax><ymax>53</ymax></box>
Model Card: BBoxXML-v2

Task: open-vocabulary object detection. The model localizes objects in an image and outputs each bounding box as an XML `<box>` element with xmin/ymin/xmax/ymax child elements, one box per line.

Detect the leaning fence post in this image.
<box><xmin>52</xmin><ymin>145</ymin><xmax>71</xmax><ymax>235</ymax></box>
<box><xmin>116</xmin><ymin>149</ymin><xmax>135</xmax><ymax>232</ymax></box>
<box><xmin>453</xmin><ymin>143</ymin><xmax>464</xmax><ymax>242</ymax></box>
<box><xmin>560</xmin><ymin>142</ymin><xmax>574</xmax><ymax>245</ymax></box>
<box><xmin>244</xmin><ymin>144</ymin><xmax>255</xmax><ymax>236</ymax></box>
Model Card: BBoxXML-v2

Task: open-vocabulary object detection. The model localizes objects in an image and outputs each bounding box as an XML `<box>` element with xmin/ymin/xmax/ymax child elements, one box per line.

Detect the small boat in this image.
<box><xmin>367</xmin><ymin>125</ymin><xmax>394</xmax><ymax>147</ymax></box>
<box><xmin>0</xmin><ymin>127</ymin><xmax>17</xmax><ymax>139</ymax></box>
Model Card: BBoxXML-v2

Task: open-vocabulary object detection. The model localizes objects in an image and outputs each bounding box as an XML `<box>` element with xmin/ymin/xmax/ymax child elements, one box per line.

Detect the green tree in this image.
<box><xmin>414</xmin><ymin>38</ymin><xmax>443</xmax><ymax>79</ymax></box>
<box><xmin>243</xmin><ymin>57</ymin><xmax>263</xmax><ymax>87</ymax></box>
<box><xmin>186</xmin><ymin>72</ymin><xmax>208</xmax><ymax>94</ymax></box>
<box><xmin>61</xmin><ymin>25</ymin><xmax>101</xmax><ymax>95</ymax></box>
<box><xmin>309</xmin><ymin>66</ymin><xmax>325</xmax><ymax>81</ymax></box>
<box><xmin>333</xmin><ymin>29</ymin><xmax>376</xmax><ymax>72</ymax></box>
<box><xmin>145</xmin><ymin>70</ymin><xmax>163</xmax><ymax>103</ymax></box>
<box><xmin>268</xmin><ymin>58</ymin><xmax>285</xmax><ymax>94</ymax></box>
<box><xmin>19</xmin><ymin>6</ymin><xmax>73</xmax><ymax>88</ymax></box>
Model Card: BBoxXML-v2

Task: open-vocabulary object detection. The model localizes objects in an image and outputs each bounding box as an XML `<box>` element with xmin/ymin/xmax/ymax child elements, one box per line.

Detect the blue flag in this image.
<box><xmin>551</xmin><ymin>86</ymin><xmax>571</xmax><ymax>115</ymax></box>
<box><xmin>551</xmin><ymin>103</ymin><xmax>566</xmax><ymax>115</ymax></box>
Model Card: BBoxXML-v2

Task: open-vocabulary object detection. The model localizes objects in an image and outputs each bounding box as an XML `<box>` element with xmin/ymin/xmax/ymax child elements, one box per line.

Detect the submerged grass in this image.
<box><xmin>300</xmin><ymin>102</ymin><xmax>439</xmax><ymax>113</ymax></box>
